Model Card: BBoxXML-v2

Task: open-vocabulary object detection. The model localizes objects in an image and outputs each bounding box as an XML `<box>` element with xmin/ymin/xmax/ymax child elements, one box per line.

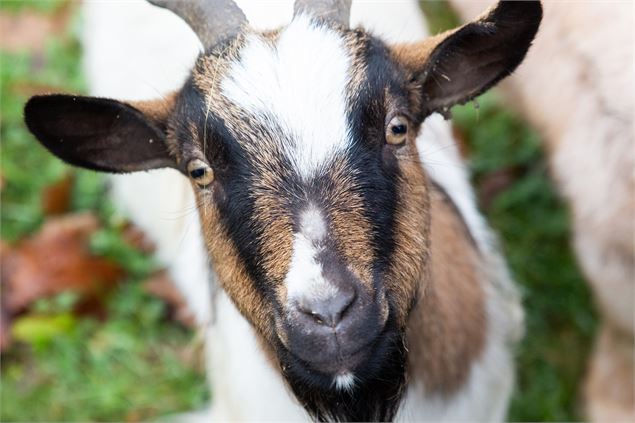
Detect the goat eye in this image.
<box><xmin>391</xmin><ymin>124</ymin><xmax>407</xmax><ymax>135</ymax></box>
<box><xmin>386</xmin><ymin>116</ymin><xmax>409</xmax><ymax>146</ymax></box>
<box><xmin>187</xmin><ymin>159</ymin><xmax>214</xmax><ymax>187</ymax></box>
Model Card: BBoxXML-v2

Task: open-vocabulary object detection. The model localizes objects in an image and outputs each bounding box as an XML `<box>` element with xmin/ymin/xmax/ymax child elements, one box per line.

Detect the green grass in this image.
<box><xmin>0</xmin><ymin>0</ymin><xmax>66</xmax><ymax>14</ymax></box>
<box><xmin>1</xmin><ymin>4</ymin><xmax>209</xmax><ymax>421</ymax></box>
<box><xmin>2</xmin><ymin>285</ymin><xmax>208</xmax><ymax>421</ymax></box>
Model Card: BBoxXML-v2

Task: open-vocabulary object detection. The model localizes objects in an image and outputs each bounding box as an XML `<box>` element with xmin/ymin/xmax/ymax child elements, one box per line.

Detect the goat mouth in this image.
<box><xmin>278</xmin><ymin>323</ymin><xmax>409</xmax><ymax>422</ymax></box>
<box><xmin>295</xmin><ymin>339</ymin><xmax>374</xmax><ymax>375</ymax></box>
<box><xmin>276</xmin><ymin>322</ymin><xmax>386</xmax><ymax>376</ymax></box>
<box><xmin>278</xmin><ymin>324</ymin><xmax>403</xmax><ymax>392</ymax></box>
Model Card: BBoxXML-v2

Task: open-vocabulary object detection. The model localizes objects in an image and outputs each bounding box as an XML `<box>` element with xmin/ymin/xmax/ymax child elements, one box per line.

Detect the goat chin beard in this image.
<box><xmin>276</xmin><ymin>327</ymin><xmax>408</xmax><ymax>422</ymax></box>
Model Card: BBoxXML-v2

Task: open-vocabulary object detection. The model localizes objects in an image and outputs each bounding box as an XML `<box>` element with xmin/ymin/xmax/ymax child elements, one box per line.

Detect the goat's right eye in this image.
<box><xmin>386</xmin><ymin>116</ymin><xmax>409</xmax><ymax>146</ymax></box>
<box><xmin>190</xmin><ymin>168</ymin><xmax>205</xmax><ymax>178</ymax></box>
<box><xmin>187</xmin><ymin>159</ymin><xmax>214</xmax><ymax>187</ymax></box>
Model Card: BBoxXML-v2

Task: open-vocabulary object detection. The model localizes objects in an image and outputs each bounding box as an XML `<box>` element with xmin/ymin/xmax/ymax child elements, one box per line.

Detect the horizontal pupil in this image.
<box><xmin>391</xmin><ymin>124</ymin><xmax>407</xmax><ymax>135</ymax></box>
<box><xmin>190</xmin><ymin>168</ymin><xmax>206</xmax><ymax>178</ymax></box>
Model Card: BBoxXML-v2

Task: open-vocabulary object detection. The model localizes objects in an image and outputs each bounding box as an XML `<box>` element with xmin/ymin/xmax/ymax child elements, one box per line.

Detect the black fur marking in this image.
<box><xmin>208</xmin><ymin>114</ymin><xmax>292</xmax><ymax>300</ymax></box>
<box><xmin>346</xmin><ymin>35</ymin><xmax>403</xmax><ymax>273</ymax></box>
<box><xmin>172</xmin><ymin>83</ymin><xmax>289</xmax><ymax>325</ymax></box>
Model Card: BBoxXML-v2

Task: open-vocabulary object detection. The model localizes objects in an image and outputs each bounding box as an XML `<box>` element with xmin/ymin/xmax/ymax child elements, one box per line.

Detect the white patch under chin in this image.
<box><xmin>333</xmin><ymin>372</ymin><xmax>357</xmax><ymax>393</ymax></box>
<box><xmin>221</xmin><ymin>14</ymin><xmax>352</xmax><ymax>179</ymax></box>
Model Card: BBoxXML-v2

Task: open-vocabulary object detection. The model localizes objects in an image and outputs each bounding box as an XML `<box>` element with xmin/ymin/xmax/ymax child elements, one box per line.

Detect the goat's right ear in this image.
<box><xmin>24</xmin><ymin>94</ymin><xmax>177</xmax><ymax>173</ymax></box>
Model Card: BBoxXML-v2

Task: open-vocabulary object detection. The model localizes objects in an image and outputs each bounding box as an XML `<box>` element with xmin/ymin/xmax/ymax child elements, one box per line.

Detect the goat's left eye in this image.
<box><xmin>386</xmin><ymin>116</ymin><xmax>409</xmax><ymax>146</ymax></box>
<box><xmin>187</xmin><ymin>159</ymin><xmax>214</xmax><ymax>187</ymax></box>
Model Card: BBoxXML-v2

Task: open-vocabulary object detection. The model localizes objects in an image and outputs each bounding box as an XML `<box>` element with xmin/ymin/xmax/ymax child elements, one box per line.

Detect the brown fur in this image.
<box><xmin>196</xmin><ymin>189</ymin><xmax>277</xmax><ymax>344</ymax></box>
<box><xmin>325</xmin><ymin>156</ymin><xmax>376</xmax><ymax>289</ymax></box>
<box><xmin>128</xmin><ymin>92</ymin><xmax>177</xmax><ymax>125</ymax></box>
<box><xmin>342</xmin><ymin>29</ymin><xmax>372</xmax><ymax>108</ymax></box>
<box><xmin>406</xmin><ymin>184</ymin><xmax>487</xmax><ymax>395</ymax></box>
<box><xmin>391</xmin><ymin>34</ymin><xmax>447</xmax><ymax>74</ymax></box>
<box><xmin>129</xmin><ymin>92</ymin><xmax>186</xmax><ymax>163</ymax></box>
<box><xmin>129</xmin><ymin>93</ymin><xmax>179</xmax><ymax>160</ymax></box>
<box><xmin>385</xmin><ymin>137</ymin><xmax>431</xmax><ymax>329</ymax></box>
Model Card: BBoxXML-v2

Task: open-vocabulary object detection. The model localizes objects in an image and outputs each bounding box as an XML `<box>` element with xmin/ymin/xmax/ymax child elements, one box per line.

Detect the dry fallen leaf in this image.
<box><xmin>41</xmin><ymin>173</ymin><xmax>74</xmax><ymax>216</ymax></box>
<box><xmin>121</xmin><ymin>223</ymin><xmax>156</xmax><ymax>254</ymax></box>
<box><xmin>0</xmin><ymin>1</ymin><xmax>76</xmax><ymax>53</ymax></box>
<box><xmin>142</xmin><ymin>271</ymin><xmax>195</xmax><ymax>328</ymax></box>
<box><xmin>0</xmin><ymin>305</ymin><xmax>12</xmax><ymax>352</ymax></box>
<box><xmin>1</xmin><ymin>213</ymin><xmax>124</xmax><ymax>314</ymax></box>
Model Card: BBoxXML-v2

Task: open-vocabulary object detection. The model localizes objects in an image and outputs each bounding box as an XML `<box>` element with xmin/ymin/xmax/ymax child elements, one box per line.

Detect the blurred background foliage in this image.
<box><xmin>1</xmin><ymin>1</ymin><xmax>208</xmax><ymax>420</ymax></box>
<box><xmin>1</xmin><ymin>1</ymin><xmax>596</xmax><ymax>421</ymax></box>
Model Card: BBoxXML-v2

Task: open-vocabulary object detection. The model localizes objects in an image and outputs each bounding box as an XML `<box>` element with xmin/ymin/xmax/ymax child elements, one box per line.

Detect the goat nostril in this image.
<box><xmin>298</xmin><ymin>290</ymin><xmax>356</xmax><ymax>328</ymax></box>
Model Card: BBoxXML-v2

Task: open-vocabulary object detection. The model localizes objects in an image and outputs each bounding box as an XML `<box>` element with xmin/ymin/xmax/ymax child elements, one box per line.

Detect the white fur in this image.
<box><xmin>235</xmin><ymin>0</ymin><xmax>430</xmax><ymax>43</ymax></box>
<box><xmin>300</xmin><ymin>205</ymin><xmax>327</xmax><ymax>241</ymax></box>
<box><xmin>333</xmin><ymin>372</ymin><xmax>357</xmax><ymax>393</ymax></box>
<box><xmin>83</xmin><ymin>0</ymin><xmax>520</xmax><ymax>421</ymax></box>
<box><xmin>285</xmin><ymin>205</ymin><xmax>337</xmax><ymax>303</ymax></box>
<box><xmin>222</xmin><ymin>15</ymin><xmax>352</xmax><ymax>180</ymax></box>
<box><xmin>418</xmin><ymin>114</ymin><xmax>491</xmax><ymax>250</ymax></box>
<box><xmin>209</xmin><ymin>291</ymin><xmax>308</xmax><ymax>420</ymax></box>
<box><xmin>285</xmin><ymin>232</ymin><xmax>337</xmax><ymax>303</ymax></box>
<box><xmin>418</xmin><ymin>114</ymin><xmax>523</xmax><ymax>339</ymax></box>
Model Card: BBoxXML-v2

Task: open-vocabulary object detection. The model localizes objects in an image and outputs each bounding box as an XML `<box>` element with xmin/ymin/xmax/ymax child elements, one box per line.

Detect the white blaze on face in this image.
<box><xmin>284</xmin><ymin>205</ymin><xmax>337</xmax><ymax>304</ymax></box>
<box><xmin>220</xmin><ymin>14</ymin><xmax>352</xmax><ymax>179</ymax></box>
<box><xmin>300</xmin><ymin>205</ymin><xmax>326</xmax><ymax>241</ymax></box>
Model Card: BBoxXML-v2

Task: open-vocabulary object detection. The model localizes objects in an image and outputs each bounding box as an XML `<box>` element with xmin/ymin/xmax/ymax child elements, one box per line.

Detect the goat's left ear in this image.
<box><xmin>24</xmin><ymin>93</ymin><xmax>177</xmax><ymax>173</ymax></box>
<box><xmin>393</xmin><ymin>0</ymin><xmax>542</xmax><ymax>116</ymax></box>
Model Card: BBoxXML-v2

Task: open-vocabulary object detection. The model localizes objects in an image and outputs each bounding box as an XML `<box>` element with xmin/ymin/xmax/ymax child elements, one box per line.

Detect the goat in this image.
<box><xmin>447</xmin><ymin>1</ymin><xmax>634</xmax><ymax>421</ymax></box>
<box><xmin>23</xmin><ymin>1</ymin><xmax>542</xmax><ymax>420</ymax></box>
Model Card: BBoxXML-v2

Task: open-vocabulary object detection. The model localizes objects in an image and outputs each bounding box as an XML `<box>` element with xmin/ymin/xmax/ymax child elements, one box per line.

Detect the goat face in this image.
<box><xmin>172</xmin><ymin>17</ymin><xmax>430</xmax><ymax>392</ymax></box>
<box><xmin>23</xmin><ymin>1</ymin><xmax>541</xmax><ymax>420</ymax></box>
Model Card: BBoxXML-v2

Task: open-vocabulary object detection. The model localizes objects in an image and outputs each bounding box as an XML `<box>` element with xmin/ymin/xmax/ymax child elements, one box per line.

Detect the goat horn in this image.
<box><xmin>293</xmin><ymin>0</ymin><xmax>352</xmax><ymax>28</ymax></box>
<box><xmin>148</xmin><ymin>0</ymin><xmax>247</xmax><ymax>50</ymax></box>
